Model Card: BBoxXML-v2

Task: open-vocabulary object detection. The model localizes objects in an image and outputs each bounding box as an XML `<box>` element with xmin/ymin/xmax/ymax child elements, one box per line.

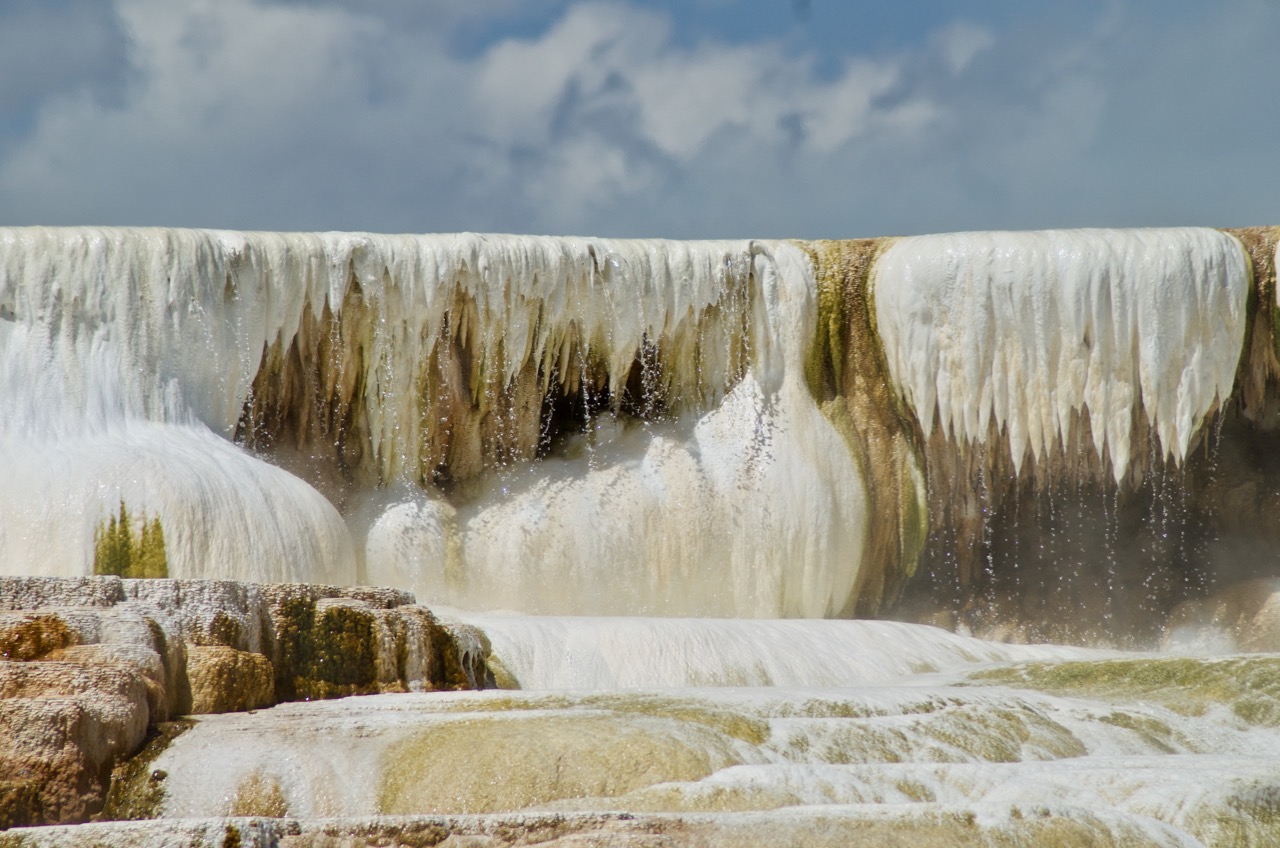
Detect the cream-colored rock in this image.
<box><xmin>0</xmin><ymin>662</ymin><xmax>150</xmax><ymax>827</ymax></box>
<box><xmin>37</xmin><ymin>605</ymin><xmax>189</xmax><ymax>721</ymax></box>
<box><xmin>0</xmin><ymin>594</ymin><xmax>183</xmax><ymax>827</ymax></box>
<box><xmin>123</xmin><ymin>579</ymin><xmax>267</xmax><ymax>651</ymax></box>
<box><xmin>0</xmin><ymin>576</ymin><xmax>127</xmax><ymax>612</ymax></box>
<box><xmin>0</xmin><ymin>604</ymin><xmax>188</xmax><ymax>720</ymax></box>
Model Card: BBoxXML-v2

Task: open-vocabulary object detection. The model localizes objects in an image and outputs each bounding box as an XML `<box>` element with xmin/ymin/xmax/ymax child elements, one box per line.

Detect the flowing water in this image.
<box><xmin>3</xmin><ymin>226</ymin><xmax>1280</xmax><ymax>844</ymax></box>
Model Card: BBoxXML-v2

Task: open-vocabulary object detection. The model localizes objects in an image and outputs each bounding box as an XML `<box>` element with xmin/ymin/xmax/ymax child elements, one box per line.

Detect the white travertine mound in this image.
<box><xmin>376</xmin><ymin>244</ymin><xmax>867</xmax><ymax>617</ymax></box>
<box><xmin>107</xmin><ymin>656</ymin><xmax>1280</xmax><ymax>846</ymax></box>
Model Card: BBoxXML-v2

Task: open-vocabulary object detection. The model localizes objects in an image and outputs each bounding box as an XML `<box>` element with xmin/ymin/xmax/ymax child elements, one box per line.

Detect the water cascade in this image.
<box><xmin>4</xmin><ymin>224</ymin><xmax>1280</xmax><ymax>845</ymax></box>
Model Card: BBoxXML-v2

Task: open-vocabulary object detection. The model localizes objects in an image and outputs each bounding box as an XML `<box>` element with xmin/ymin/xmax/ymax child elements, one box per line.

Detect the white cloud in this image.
<box><xmin>0</xmin><ymin>0</ymin><xmax>132</xmax><ymax>145</ymax></box>
<box><xmin>934</xmin><ymin>21</ymin><xmax>995</xmax><ymax>76</ymax></box>
<box><xmin>470</xmin><ymin>3</ymin><xmax>933</xmax><ymax>164</ymax></box>
<box><xmin>0</xmin><ymin>0</ymin><xmax>943</xmax><ymax>233</ymax></box>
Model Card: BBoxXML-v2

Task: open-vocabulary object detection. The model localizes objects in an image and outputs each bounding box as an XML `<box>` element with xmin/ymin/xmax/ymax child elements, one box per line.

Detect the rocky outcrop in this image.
<box><xmin>0</xmin><ymin>576</ymin><xmax>492</xmax><ymax>829</ymax></box>
<box><xmin>1165</xmin><ymin>578</ymin><xmax>1280</xmax><ymax>653</ymax></box>
<box><xmin>0</xmin><ymin>661</ymin><xmax>151</xmax><ymax>828</ymax></box>
<box><xmin>186</xmin><ymin>647</ymin><xmax>274</xmax><ymax>714</ymax></box>
<box><xmin>0</xmin><ymin>598</ymin><xmax>180</xmax><ymax>828</ymax></box>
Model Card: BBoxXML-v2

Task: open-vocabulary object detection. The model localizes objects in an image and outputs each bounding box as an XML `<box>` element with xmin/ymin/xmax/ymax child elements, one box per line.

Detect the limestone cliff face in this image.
<box><xmin>3</xmin><ymin>226</ymin><xmax>1280</xmax><ymax>629</ymax></box>
<box><xmin>0</xmin><ymin>230</ymin><xmax>869</xmax><ymax>619</ymax></box>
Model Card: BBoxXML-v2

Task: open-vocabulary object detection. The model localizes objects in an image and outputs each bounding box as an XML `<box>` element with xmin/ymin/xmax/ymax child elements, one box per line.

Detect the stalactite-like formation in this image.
<box><xmin>870</xmin><ymin>228</ymin><xmax>1258</xmax><ymax>641</ymax></box>
<box><xmin>873</xmin><ymin>228</ymin><xmax>1250</xmax><ymax>485</ymax></box>
<box><xmin>0</xmin><ymin>229</ymin><xmax>867</xmax><ymax>617</ymax></box>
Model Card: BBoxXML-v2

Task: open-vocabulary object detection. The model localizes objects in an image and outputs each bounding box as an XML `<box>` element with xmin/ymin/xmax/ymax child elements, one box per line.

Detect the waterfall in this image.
<box><xmin>0</xmin><ymin>228</ymin><xmax>868</xmax><ymax>617</ymax></box>
<box><xmin>0</xmin><ymin>226</ymin><xmax>1268</xmax><ymax>620</ymax></box>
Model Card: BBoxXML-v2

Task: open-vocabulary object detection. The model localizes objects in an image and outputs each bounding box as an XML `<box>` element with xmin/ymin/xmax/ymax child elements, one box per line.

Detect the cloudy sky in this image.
<box><xmin>0</xmin><ymin>0</ymin><xmax>1276</xmax><ymax>239</ymax></box>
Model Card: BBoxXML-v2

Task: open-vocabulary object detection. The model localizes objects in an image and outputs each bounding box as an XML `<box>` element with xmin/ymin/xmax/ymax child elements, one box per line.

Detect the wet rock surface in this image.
<box><xmin>186</xmin><ymin>647</ymin><xmax>275</xmax><ymax>714</ymax></box>
<box><xmin>1166</xmin><ymin>577</ymin><xmax>1280</xmax><ymax>652</ymax></box>
<box><xmin>0</xmin><ymin>576</ymin><xmax>491</xmax><ymax>828</ymax></box>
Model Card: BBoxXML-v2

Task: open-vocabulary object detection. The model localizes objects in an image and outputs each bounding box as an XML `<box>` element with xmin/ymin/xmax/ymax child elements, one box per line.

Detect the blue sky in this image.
<box><xmin>0</xmin><ymin>0</ymin><xmax>1277</xmax><ymax>238</ymax></box>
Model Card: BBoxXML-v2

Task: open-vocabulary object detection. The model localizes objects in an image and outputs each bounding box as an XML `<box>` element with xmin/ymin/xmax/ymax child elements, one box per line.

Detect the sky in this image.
<box><xmin>0</xmin><ymin>0</ymin><xmax>1277</xmax><ymax>239</ymax></box>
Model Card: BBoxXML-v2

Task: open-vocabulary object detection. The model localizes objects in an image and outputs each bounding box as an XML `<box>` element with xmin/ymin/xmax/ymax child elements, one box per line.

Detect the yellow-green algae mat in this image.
<box><xmin>52</xmin><ymin>656</ymin><xmax>1280</xmax><ymax>847</ymax></box>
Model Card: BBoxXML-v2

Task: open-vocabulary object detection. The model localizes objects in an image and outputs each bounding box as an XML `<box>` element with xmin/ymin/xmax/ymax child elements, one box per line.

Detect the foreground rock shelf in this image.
<box><xmin>0</xmin><ymin>577</ymin><xmax>492</xmax><ymax>828</ymax></box>
<box><xmin>0</xmin><ymin>808</ymin><xmax>1231</xmax><ymax>848</ymax></box>
<box><xmin>6</xmin><ymin>579</ymin><xmax>1280</xmax><ymax>845</ymax></box>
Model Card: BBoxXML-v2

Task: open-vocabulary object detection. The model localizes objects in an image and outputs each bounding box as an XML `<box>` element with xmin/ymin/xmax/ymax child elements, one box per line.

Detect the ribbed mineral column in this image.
<box><xmin>799</xmin><ymin>238</ymin><xmax>928</xmax><ymax>616</ymax></box>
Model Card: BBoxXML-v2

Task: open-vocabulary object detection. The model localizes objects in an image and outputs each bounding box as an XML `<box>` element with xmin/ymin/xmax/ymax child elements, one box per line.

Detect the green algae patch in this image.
<box><xmin>270</xmin><ymin>596</ymin><xmax>377</xmax><ymax>701</ymax></box>
<box><xmin>919</xmin><ymin>704</ymin><xmax>1086</xmax><ymax>763</ymax></box>
<box><xmin>984</xmin><ymin>813</ymin><xmax>1182</xmax><ymax>848</ymax></box>
<box><xmin>1182</xmin><ymin>779</ymin><xmax>1280</xmax><ymax>848</ymax></box>
<box><xmin>380</xmin><ymin>691</ymin><xmax>771</xmax><ymax>747</ymax></box>
<box><xmin>486</xmin><ymin>652</ymin><xmax>521</xmax><ymax>689</ymax></box>
<box><xmin>895</xmin><ymin>779</ymin><xmax>937</xmax><ymax>803</ymax></box>
<box><xmin>793</xmin><ymin>703</ymin><xmax>1085</xmax><ymax>766</ymax></box>
<box><xmin>266</xmin><ymin>592</ymin><xmax>481</xmax><ymax>703</ymax></box>
<box><xmin>423</xmin><ymin>617</ymin><xmax>486</xmax><ymax>691</ymax></box>
<box><xmin>771</xmin><ymin>693</ymin><xmax>976</xmax><ymax>721</ymax></box>
<box><xmin>595</xmin><ymin>780</ymin><xmax>803</xmax><ymax>814</ymax></box>
<box><xmin>1096</xmin><ymin>711</ymin><xmax>1178</xmax><ymax>753</ymax></box>
<box><xmin>0</xmin><ymin>779</ymin><xmax>43</xmax><ymax>833</ymax></box>
<box><xmin>378</xmin><ymin>712</ymin><xmax>743</xmax><ymax>814</ymax></box>
<box><xmin>304</xmin><ymin>603</ymin><xmax>378</xmax><ymax>696</ymax></box>
<box><xmin>187</xmin><ymin>646</ymin><xmax>276</xmax><ymax>714</ymax></box>
<box><xmin>99</xmin><ymin>719</ymin><xmax>194</xmax><ymax>821</ymax></box>
<box><xmin>93</xmin><ymin>500</ymin><xmax>168</xmax><ymax>579</ymax></box>
<box><xmin>575</xmin><ymin>694</ymin><xmax>770</xmax><ymax>746</ymax></box>
<box><xmin>706</xmin><ymin>808</ymin><xmax>1177</xmax><ymax>848</ymax></box>
<box><xmin>970</xmin><ymin>656</ymin><xmax>1280</xmax><ymax>723</ymax></box>
<box><xmin>423</xmin><ymin>692</ymin><xmax>579</xmax><ymax>714</ymax></box>
<box><xmin>797</xmin><ymin>238</ymin><xmax>929</xmax><ymax>616</ymax></box>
